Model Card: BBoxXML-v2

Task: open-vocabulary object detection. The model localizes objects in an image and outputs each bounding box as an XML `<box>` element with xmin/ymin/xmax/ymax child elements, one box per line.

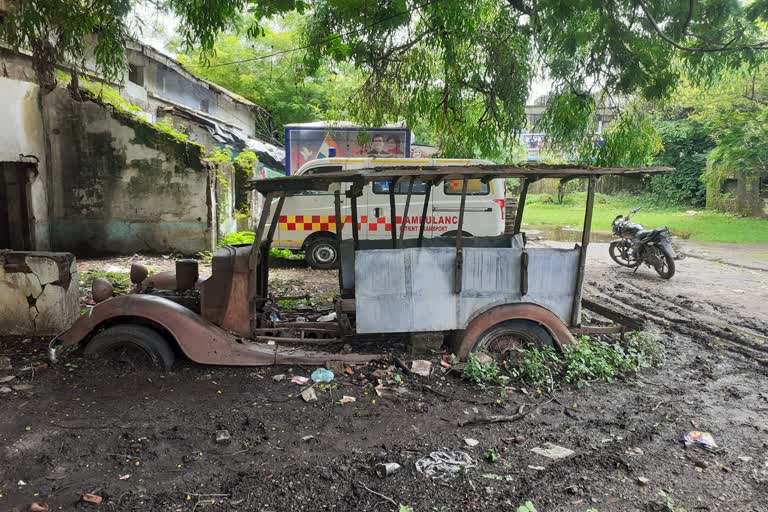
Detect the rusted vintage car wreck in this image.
<box><xmin>52</xmin><ymin>161</ymin><xmax>667</xmax><ymax>368</ymax></box>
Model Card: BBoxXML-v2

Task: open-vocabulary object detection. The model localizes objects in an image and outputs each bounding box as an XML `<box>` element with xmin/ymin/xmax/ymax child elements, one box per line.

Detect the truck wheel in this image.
<box><xmin>305</xmin><ymin>236</ymin><xmax>338</xmax><ymax>270</ymax></box>
<box><xmin>472</xmin><ymin>320</ymin><xmax>554</xmax><ymax>365</ymax></box>
<box><xmin>84</xmin><ymin>324</ymin><xmax>176</xmax><ymax>369</ymax></box>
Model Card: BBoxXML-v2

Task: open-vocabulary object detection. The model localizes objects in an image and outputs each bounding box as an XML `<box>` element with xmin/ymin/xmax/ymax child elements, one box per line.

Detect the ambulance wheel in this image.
<box><xmin>441</xmin><ymin>230</ymin><xmax>473</xmax><ymax>237</ymax></box>
<box><xmin>305</xmin><ymin>236</ymin><xmax>338</xmax><ymax>270</ymax></box>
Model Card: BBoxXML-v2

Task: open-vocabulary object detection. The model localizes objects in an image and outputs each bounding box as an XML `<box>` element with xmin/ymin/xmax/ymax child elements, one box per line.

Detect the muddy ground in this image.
<box><xmin>2</xmin><ymin>242</ymin><xmax>768</xmax><ymax>512</ymax></box>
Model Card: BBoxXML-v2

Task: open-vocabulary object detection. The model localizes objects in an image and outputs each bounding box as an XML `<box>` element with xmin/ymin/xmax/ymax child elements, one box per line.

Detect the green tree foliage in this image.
<box><xmin>647</xmin><ymin>68</ymin><xmax>768</xmax><ymax>208</ymax></box>
<box><xmin>304</xmin><ymin>0</ymin><xmax>768</xmax><ymax>160</ymax></box>
<box><xmin>177</xmin><ymin>14</ymin><xmax>362</xmax><ymax>141</ymax></box>
<box><xmin>3</xmin><ymin>0</ymin><xmax>768</xmax><ymax>161</ymax></box>
<box><xmin>650</xmin><ymin>117</ymin><xmax>712</xmax><ymax>207</ymax></box>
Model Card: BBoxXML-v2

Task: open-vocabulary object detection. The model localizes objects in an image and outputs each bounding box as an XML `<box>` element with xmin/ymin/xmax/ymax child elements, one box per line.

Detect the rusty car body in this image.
<box><xmin>53</xmin><ymin>161</ymin><xmax>667</xmax><ymax>368</ymax></box>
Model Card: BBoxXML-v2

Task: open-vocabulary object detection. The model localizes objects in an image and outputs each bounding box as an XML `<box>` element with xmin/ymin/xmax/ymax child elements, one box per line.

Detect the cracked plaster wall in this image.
<box><xmin>0</xmin><ymin>251</ymin><xmax>79</xmax><ymax>335</ymax></box>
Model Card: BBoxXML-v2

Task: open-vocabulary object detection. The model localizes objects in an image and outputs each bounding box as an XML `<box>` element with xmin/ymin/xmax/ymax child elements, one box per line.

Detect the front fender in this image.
<box><xmin>57</xmin><ymin>295</ymin><xmax>378</xmax><ymax>366</ymax></box>
<box><xmin>452</xmin><ymin>303</ymin><xmax>576</xmax><ymax>359</ymax></box>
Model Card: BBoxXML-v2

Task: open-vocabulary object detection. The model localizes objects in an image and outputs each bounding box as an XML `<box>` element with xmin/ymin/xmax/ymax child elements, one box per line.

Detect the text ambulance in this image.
<box><xmin>271</xmin><ymin>158</ymin><xmax>506</xmax><ymax>269</ymax></box>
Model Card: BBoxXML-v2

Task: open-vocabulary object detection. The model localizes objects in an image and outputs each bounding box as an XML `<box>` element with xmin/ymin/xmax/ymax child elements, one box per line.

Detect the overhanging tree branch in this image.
<box><xmin>638</xmin><ymin>0</ymin><xmax>768</xmax><ymax>53</ymax></box>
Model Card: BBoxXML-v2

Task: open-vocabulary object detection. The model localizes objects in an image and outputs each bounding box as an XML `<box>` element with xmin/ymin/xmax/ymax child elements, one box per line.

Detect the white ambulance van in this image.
<box><xmin>273</xmin><ymin>158</ymin><xmax>507</xmax><ymax>269</ymax></box>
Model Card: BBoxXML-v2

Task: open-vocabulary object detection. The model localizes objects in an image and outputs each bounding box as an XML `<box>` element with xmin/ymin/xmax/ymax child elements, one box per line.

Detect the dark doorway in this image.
<box><xmin>0</xmin><ymin>162</ymin><xmax>34</xmax><ymax>250</ymax></box>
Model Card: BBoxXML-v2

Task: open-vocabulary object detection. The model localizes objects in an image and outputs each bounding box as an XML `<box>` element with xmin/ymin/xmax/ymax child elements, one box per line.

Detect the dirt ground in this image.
<box><xmin>2</xmin><ymin>242</ymin><xmax>768</xmax><ymax>512</ymax></box>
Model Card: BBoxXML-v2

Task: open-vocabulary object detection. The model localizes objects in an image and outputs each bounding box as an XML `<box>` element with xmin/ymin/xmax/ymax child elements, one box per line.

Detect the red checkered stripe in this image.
<box><xmin>279</xmin><ymin>215</ymin><xmax>409</xmax><ymax>232</ymax></box>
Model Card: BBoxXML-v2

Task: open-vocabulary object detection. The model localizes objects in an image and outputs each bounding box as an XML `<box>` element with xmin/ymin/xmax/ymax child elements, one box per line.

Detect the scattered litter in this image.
<box><xmin>29</xmin><ymin>503</ymin><xmax>49</xmax><ymax>512</ymax></box>
<box><xmin>415</xmin><ymin>450</ymin><xmax>477</xmax><ymax>480</ymax></box>
<box><xmin>317</xmin><ymin>312</ymin><xmax>336</xmax><ymax>322</ymax></box>
<box><xmin>326</xmin><ymin>360</ymin><xmax>346</xmax><ymax>374</ymax></box>
<box><xmin>344</xmin><ymin>367</ymin><xmax>354</xmax><ymax>376</ymax></box>
<box><xmin>531</xmin><ymin>443</ymin><xmax>575</xmax><ymax>460</ymax></box>
<box><xmin>291</xmin><ymin>376</ymin><xmax>309</xmax><ymax>385</ymax></box>
<box><xmin>18</xmin><ymin>480</ymin><xmax>26</xmax><ymax>486</ymax></box>
<box><xmin>527</xmin><ymin>465</ymin><xmax>545</xmax><ymax>471</ymax></box>
<box><xmin>370</xmin><ymin>369</ymin><xmax>387</xmax><ymax>380</ymax></box>
<box><xmin>374</xmin><ymin>385</ymin><xmax>408</xmax><ymax>398</ymax></box>
<box><xmin>267</xmin><ymin>340</ymin><xmax>276</xmax><ymax>345</ymax></box>
<box><xmin>738</xmin><ymin>456</ymin><xmax>753</xmax><ymax>463</ymax></box>
<box><xmin>464</xmin><ymin>438</ymin><xmax>480</xmax><ymax>447</ymax></box>
<box><xmin>0</xmin><ymin>386</ymin><xmax>12</xmax><ymax>393</ymax></box>
<box><xmin>411</xmin><ymin>360</ymin><xmax>432</xmax><ymax>377</ymax></box>
<box><xmin>638</xmin><ymin>476</ymin><xmax>650</xmax><ymax>486</ymax></box>
<box><xmin>13</xmin><ymin>384</ymin><xmax>34</xmax><ymax>391</ymax></box>
<box><xmin>311</xmin><ymin>368</ymin><xmax>335</xmax><ymax>383</ymax></box>
<box><xmin>302</xmin><ymin>435</ymin><xmax>316</xmax><ymax>442</ymax></box>
<box><xmin>375</xmin><ymin>462</ymin><xmax>401</xmax><ymax>477</ymax></box>
<box><xmin>215</xmin><ymin>430</ymin><xmax>231</xmax><ymax>445</ymax></box>
<box><xmin>627</xmin><ymin>447</ymin><xmax>644</xmax><ymax>456</ymax></box>
<box><xmin>440</xmin><ymin>361</ymin><xmax>451</xmax><ymax>369</ymax></box>
<box><xmin>118</xmin><ymin>474</ymin><xmax>131</xmax><ymax>480</ymax></box>
<box><xmin>0</xmin><ymin>375</ymin><xmax>15</xmax><ymax>383</ymax></box>
<box><xmin>0</xmin><ymin>357</ymin><xmax>11</xmax><ymax>370</ymax></box>
<box><xmin>272</xmin><ymin>374</ymin><xmax>286</xmax><ymax>382</ymax></box>
<box><xmin>301</xmin><ymin>387</ymin><xmax>318</xmax><ymax>402</ymax></box>
<box><xmin>680</xmin><ymin>431</ymin><xmax>718</xmax><ymax>450</ymax></box>
<box><xmin>338</xmin><ymin>396</ymin><xmax>356</xmax><ymax>405</ymax></box>
<box><xmin>482</xmin><ymin>473</ymin><xmax>514</xmax><ymax>482</ymax></box>
<box><xmin>81</xmin><ymin>493</ymin><xmax>103</xmax><ymax>505</ymax></box>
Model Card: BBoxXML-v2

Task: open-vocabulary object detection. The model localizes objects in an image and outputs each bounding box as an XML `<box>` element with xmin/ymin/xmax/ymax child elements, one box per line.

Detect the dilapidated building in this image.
<box><xmin>0</xmin><ymin>42</ymin><xmax>284</xmax><ymax>254</ymax></box>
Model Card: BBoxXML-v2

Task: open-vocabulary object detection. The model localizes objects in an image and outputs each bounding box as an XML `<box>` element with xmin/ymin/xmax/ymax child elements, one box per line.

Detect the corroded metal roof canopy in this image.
<box><xmin>248</xmin><ymin>163</ymin><xmax>672</xmax><ymax>194</ymax></box>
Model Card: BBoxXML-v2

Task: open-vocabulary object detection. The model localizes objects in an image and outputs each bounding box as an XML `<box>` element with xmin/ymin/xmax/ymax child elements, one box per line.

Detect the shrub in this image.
<box><xmin>463</xmin><ymin>353</ymin><xmax>501</xmax><ymax>385</ymax></box>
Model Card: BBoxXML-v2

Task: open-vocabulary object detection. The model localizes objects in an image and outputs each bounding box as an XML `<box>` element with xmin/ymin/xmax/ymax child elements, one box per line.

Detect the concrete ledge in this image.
<box><xmin>0</xmin><ymin>250</ymin><xmax>79</xmax><ymax>335</ymax></box>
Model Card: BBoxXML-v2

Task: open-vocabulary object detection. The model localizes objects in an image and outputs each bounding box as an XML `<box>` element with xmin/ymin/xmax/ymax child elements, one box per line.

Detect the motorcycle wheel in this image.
<box><xmin>652</xmin><ymin>246</ymin><xmax>676</xmax><ymax>279</ymax></box>
<box><xmin>609</xmin><ymin>240</ymin><xmax>634</xmax><ymax>267</ymax></box>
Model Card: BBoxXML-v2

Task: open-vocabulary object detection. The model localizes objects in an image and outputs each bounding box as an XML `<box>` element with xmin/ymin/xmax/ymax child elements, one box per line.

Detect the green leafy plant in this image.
<box><xmin>463</xmin><ymin>353</ymin><xmax>500</xmax><ymax>385</ymax></box>
<box><xmin>483</xmin><ymin>449</ymin><xmax>499</xmax><ymax>462</ymax></box>
<box><xmin>507</xmin><ymin>333</ymin><xmax>663</xmax><ymax>389</ymax></box>
<box><xmin>516</xmin><ymin>502</ymin><xmax>537</xmax><ymax>512</ymax></box>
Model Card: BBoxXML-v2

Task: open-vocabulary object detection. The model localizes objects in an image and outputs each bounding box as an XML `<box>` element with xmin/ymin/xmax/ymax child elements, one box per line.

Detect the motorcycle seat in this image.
<box><xmin>636</xmin><ymin>228</ymin><xmax>660</xmax><ymax>240</ymax></box>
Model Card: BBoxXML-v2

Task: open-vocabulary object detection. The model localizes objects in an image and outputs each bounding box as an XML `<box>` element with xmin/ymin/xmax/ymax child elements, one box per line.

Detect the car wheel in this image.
<box><xmin>84</xmin><ymin>324</ymin><xmax>176</xmax><ymax>369</ymax></box>
<box><xmin>305</xmin><ymin>235</ymin><xmax>338</xmax><ymax>270</ymax></box>
<box><xmin>472</xmin><ymin>319</ymin><xmax>555</xmax><ymax>365</ymax></box>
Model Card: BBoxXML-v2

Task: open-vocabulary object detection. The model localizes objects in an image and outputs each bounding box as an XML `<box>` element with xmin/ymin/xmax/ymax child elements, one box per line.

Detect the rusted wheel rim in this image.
<box><xmin>475</xmin><ymin>330</ymin><xmax>529</xmax><ymax>365</ymax></box>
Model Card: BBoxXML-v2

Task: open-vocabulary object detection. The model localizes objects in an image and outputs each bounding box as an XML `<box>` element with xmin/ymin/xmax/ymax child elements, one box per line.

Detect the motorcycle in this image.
<box><xmin>609</xmin><ymin>207</ymin><xmax>676</xmax><ymax>279</ymax></box>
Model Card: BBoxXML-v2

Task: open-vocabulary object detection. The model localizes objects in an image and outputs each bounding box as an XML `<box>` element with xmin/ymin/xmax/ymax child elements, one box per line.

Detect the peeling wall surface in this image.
<box><xmin>0</xmin><ymin>77</ymin><xmax>51</xmax><ymax>249</ymax></box>
<box><xmin>43</xmin><ymin>89</ymin><xmax>211</xmax><ymax>254</ymax></box>
<box><xmin>0</xmin><ymin>251</ymin><xmax>79</xmax><ymax>335</ymax></box>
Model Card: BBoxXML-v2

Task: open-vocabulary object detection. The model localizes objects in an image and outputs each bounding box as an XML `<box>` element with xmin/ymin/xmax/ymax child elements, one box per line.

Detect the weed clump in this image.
<box><xmin>462</xmin><ymin>353</ymin><xmax>501</xmax><ymax>385</ymax></box>
<box><xmin>509</xmin><ymin>332</ymin><xmax>663</xmax><ymax>389</ymax></box>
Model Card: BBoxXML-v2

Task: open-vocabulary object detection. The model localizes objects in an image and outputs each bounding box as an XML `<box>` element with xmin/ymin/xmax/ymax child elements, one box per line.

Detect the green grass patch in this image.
<box><xmin>523</xmin><ymin>192</ymin><xmax>768</xmax><ymax>244</ymax></box>
<box><xmin>81</xmin><ymin>270</ymin><xmax>132</xmax><ymax>294</ymax></box>
<box><xmin>198</xmin><ymin>232</ymin><xmax>304</xmax><ymax>264</ymax></box>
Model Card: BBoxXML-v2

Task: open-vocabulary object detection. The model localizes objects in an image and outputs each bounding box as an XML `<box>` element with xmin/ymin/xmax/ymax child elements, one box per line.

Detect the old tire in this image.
<box><xmin>653</xmin><ymin>246</ymin><xmax>676</xmax><ymax>279</ymax></box>
<box><xmin>472</xmin><ymin>320</ymin><xmax>555</xmax><ymax>363</ymax></box>
<box><xmin>84</xmin><ymin>324</ymin><xmax>176</xmax><ymax>369</ymax></box>
<box><xmin>304</xmin><ymin>235</ymin><xmax>338</xmax><ymax>270</ymax></box>
<box><xmin>609</xmin><ymin>240</ymin><xmax>634</xmax><ymax>267</ymax></box>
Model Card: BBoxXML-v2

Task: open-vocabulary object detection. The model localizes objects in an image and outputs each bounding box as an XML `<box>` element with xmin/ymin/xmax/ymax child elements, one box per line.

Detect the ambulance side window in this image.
<box><xmin>372</xmin><ymin>180</ymin><xmax>428</xmax><ymax>194</ymax></box>
<box><xmin>299</xmin><ymin>166</ymin><xmax>344</xmax><ymax>195</ymax></box>
<box><xmin>444</xmin><ymin>179</ymin><xmax>489</xmax><ymax>195</ymax></box>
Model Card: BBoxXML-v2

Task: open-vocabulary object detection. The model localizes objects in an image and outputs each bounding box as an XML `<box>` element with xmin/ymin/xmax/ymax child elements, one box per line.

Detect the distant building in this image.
<box><xmin>0</xmin><ymin>41</ymin><xmax>285</xmax><ymax>254</ymax></box>
<box><xmin>706</xmin><ymin>171</ymin><xmax>768</xmax><ymax>217</ymax></box>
